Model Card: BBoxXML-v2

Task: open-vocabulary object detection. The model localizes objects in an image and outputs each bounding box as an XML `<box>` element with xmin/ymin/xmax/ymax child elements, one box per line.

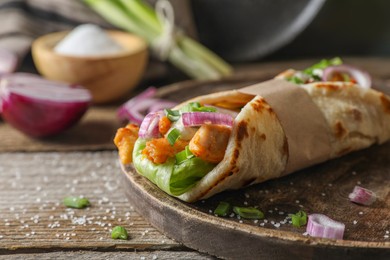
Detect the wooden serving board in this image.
<box><xmin>121</xmin><ymin>69</ymin><xmax>390</xmax><ymax>259</ymax></box>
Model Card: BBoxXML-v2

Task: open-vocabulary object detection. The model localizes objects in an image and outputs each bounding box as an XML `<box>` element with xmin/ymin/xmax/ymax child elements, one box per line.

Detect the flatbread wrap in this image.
<box><xmin>114</xmin><ymin>58</ymin><xmax>390</xmax><ymax>202</ymax></box>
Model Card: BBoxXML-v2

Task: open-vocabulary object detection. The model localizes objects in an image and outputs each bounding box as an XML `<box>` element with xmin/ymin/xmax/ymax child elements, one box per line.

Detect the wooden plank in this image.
<box><xmin>0</xmin><ymin>250</ymin><xmax>214</xmax><ymax>260</ymax></box>
<box><xmin>0</xmin><ymin>151</ymin><xmax>191</xmax><ymax>254</ymax></box>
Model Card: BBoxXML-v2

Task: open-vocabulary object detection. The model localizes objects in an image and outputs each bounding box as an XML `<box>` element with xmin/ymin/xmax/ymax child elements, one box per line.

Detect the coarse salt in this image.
<box><xmin>55</xmin><ymin>24</ymin><xmax>124</xmax><ymax>57</ymax></box>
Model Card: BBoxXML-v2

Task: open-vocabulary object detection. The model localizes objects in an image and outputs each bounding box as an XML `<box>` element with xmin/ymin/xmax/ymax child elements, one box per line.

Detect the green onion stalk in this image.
<box><xmin>83</xmin><ymin>0</ymin><xmax>233</xmax><ymax>80</ymax></box>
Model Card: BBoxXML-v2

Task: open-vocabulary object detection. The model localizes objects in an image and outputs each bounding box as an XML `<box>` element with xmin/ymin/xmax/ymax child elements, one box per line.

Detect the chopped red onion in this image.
<box><xmin>0</xmin><ymin>75</ymin><xmax>91</xmax><ymax>137</ymax></box>
<box><xmin>181</xmin><ymin>112</ymin><xmax>234</xmax><ymax>127</ymax></box>
<box><xmin>149</xmin><ymin>100</ymin><xmax>178</xmax><ymax>113</ymax></box>
<box><xmin>0</xmin><ymin>49</ymin><xmax>18</xmax><ymax>75</ymax></box>
<box><xmin>322</xmin><ymin>65</ymin><xmax>371</xmax><ymax>88</ymax></box>
<box><xmin>117</xmin><ymin>87</ymin><xmax>157</xmax><ymax>123</ymax></box>
<box><xmin>348</xmin><ymin>186</ymin><xmax>376</xmax><ymax>206</ymax></box>
<box><xmin>138</xmin><ymin>111</ymin><xmax>164</xmax><ymax>139</ymax></box>
<box><xmin>306</xmin><ymin>214</ymin><xmax>345</xmax><ymax>240</ymax></box>
<box><xmin>117</xmin><ymin>87</ymin><xmax>177</xmax><ymax>124</ymax></box>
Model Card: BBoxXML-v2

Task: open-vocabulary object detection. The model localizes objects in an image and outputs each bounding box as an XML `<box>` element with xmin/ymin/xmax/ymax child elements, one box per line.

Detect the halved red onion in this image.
<box><xmin>306</xmin><ymin>214</ymin><xmax>345</xmax><ymax>240</ymax></box>
<box><xmin>0</xmin><ymin>49</ymin><xmax>18</xmax><ymax>75</ymax></box>
<box><xmin>0</xmin><ymin>75</ymin><xmax>91</xmax><ymax>137</ymax></box>
<box><xmin>322</xmin><ymin>65</ymin><xmax>371</xmax><ymax>88</ymax></box>
<box><xmin>117</xmin><ymin>87</ymin><xmax>177</xmax><ymax>124</ymax></box>
<box><xmin>182</xmin><ymin>112</ymin><xmax>234</xmax><ymax>127</ymax></box>
<box><xmin>348</xmin><ymin>186</ymin><xmax>376</xmax><ymax>206</ymax></box>
<box><xmin>138</xmin><ymin>111</ymin><xmax>164</xmax><ymax>139</ymax></box>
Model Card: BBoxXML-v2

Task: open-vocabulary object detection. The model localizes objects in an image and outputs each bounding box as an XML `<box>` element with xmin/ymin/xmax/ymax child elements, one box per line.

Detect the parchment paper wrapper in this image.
<box><xmin>239</xmin><ymin>79</ymin><xmax>332</xmax><ymax>174</ymax></box>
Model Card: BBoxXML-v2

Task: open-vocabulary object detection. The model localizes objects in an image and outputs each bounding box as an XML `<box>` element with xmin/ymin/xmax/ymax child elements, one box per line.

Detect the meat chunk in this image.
<box><xmin>189</xmin><ymin>124</ymin><xmax>231</xmax><ymax>163</ymax></box>
<box><xmin>113</xmin><ymin>124</ymin><xmax>139</xmax><ymax>164</ymax></box>
<box><xmin>142</xmin><ymin>138</ymin><xmax>188</xmax><ymax>164</ymax></box>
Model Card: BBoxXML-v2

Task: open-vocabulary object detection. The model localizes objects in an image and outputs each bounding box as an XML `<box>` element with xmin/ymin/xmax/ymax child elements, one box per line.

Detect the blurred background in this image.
<box><xmin>1</xmin><ymin>0</ymin><xmax>389</xmax><ymax>79</ymax></box>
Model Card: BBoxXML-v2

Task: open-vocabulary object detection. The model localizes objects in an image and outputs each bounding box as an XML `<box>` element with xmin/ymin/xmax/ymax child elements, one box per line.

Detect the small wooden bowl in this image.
<box><xmin>32</xmin><ymin>30</ymin><xmax>148</xmax><ymax>104</ymax></box>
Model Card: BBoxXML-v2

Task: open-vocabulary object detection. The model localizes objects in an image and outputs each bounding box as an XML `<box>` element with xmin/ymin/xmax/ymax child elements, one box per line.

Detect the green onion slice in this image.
<box><xmin>233</xmin><ymin>206</ymin><xmax>264</xmax><ymax>219</ymax></box>
<box><xmin>165</xmin><ymin>109</ymin><xmax>181</xmax><ymax>122</ymax></box>
<box><xmin>181</xmin><ymin>102</ymin><xmax>217</xmax><ymax>113</ymax></box>
<box><xmin>111</xmin><ymin>226</ymin><xmax>129</xmax><ymax>240</ymax></box>
<box><xmin>63</xmin><ymin>196</ymin><xmax>90</xmax><ymax>209</ymax></box>
<box><xmin>167</xmin><ymin>128</ymin><xmax>180</xmax><ymax>146</ymax></box>
<box><xmin>175</xmin><ymin>146</ymin><xmax>194</xmax><ymax>164</ymax></box>
<box><xmin>290</xmin><ymin>210</ymin><xmax>307</xmax><ymax>227</ymax></box>
<box><xmin>214</xmin><ymin>201</ymin><xmax>231</xmax><ymax>217</ymax></box>
<box><xmin>288</xmin><ymin>76</ymin><xmax>304</xmax><ymax>84</ymax></box>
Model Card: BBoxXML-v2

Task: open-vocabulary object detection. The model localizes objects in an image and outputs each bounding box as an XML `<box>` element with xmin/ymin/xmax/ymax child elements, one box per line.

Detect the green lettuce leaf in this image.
<box><xmin>132</xmin><ymin>139</ymin><xmax>216</xmax><ymax>196</ymax></box>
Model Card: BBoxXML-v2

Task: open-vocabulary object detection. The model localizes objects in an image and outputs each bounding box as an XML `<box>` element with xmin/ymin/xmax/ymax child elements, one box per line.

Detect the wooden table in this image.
<box><xmin>1</xmin><ymin>58</ymin><xmax>389</xmax><ymax>259</ymax></box>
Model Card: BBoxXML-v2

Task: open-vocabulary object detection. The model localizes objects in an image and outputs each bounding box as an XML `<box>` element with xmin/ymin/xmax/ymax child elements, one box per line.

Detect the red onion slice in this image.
<box><xmin>322</xmin><ymin>65</ymin><xmax>371</xmax><ymax>88</ymax></box>
<box><xmin>306</xmin><ymin>214</ymin><xmax>345</xmax><ymax>240</ymax></box>
<box><xmin>0</xmin><ymin>49</ymin><xmax>18</xmax><ymax>75</ymax></box>
<box><xmin>149</xmin><ymin>100</ymin><xmax>178</xmax><ymax>113</ymax></box>
<box><xmin>138</xmin><ymin>111</ymin><xmax>164</xmax><ymax>139</ymax></box>
<box><xmin>348</xmin><ymin>186</ymin><xmax>376</xmax><ymax>206</ymax></box>
<box><xmin>117</xmin><ymin>87</ymin><xmax>177</xmax><ymax>124</ymax></box>
<box><xmin>0</xmin><ymin>75</ymin><xmax>91</xmax><ymax>137</ymax></box>
<box><xmin>182</xmin><ymin>112</ymin><xmax>234</xmax><ymax>127</ymax></box>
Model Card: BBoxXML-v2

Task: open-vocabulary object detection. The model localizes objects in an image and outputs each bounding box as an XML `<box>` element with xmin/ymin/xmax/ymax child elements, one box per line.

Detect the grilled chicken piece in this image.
<box><xmin>114</xmin><ymin>124</ymin><xmax>139</xmax><ymax>164</ymax></box>
<box><xmin>189</xmin><ymin>124</ymin><xmax>231</xmax><ymax>163</ymax></box>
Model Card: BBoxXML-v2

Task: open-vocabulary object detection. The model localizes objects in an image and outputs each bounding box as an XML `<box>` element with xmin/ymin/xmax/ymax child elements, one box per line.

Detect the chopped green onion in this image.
<box><xmin>288</xmin><ymin>76</ymin><xmax>304</xmax><ymax>84</ymax></box>
<box><xmin>214</xmin><ymin>201</ymin><xmax>231</xmax><ymax>217</ymax></box>
<box><xmin>233</xmin><ymin>206</ymin><xmax>264</xmax><ymax>219</ymax></box>
<box><xmin>290</xmin><ymin>210</ymin><xmax>307</xmax><ymax>227</ymax></box>
<box><xmin>304</xmin><ymin>57</ymin><xmax>343</xmax><ymax>76</ymax></box>
<box><xmin>185</xmin><ymin>145</ymin><xmax>193</xmax><ymax>157</ymax></box>
<box><xmin>181</xmin><ymin>102</ymin><xmax>217</xmax><ymax>113</ymax></box>
<box><xmin>167</xmin><ymin>128</ymin><xmax>180</xmax><ymax>146</ymax></box>
<box><xmin>83</xmin><ymin>0</ymin><xmax>232</xmax><ymax>80</ymax></box>
<box><xmin>175</xmin><ymin>150</ymin><xmax>187</xmax><ymax>164</ymax></box>
<box><xmin>63</xmin><ymin>196</ymin><xmax>90</xmax><ymax>209</ymax></box>
<box><xmin>175</xmin><ymin>146</ymin><xmax>194</xmax><ymax>164</ymax></box>
<box><xmin>111</xmin><ymin>226</ymin><xmax>129</xmax><ymax>240</ymax></box>
<box><xmin>164</xmin><ymin>108</ymin><xmax>181</xmax><ymax>122</ymax></box>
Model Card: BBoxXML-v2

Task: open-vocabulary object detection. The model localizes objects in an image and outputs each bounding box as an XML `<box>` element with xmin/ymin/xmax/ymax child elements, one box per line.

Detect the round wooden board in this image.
<box><xmin>120</xmin><ymin>72</ymin><xmax>390</xmax><ymax>259</ymax></box>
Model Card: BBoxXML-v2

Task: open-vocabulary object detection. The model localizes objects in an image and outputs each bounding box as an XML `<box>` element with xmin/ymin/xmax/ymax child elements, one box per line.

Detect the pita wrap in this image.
<box><xmin>116</xmin><ymin>58</ymin><xmax>390</xmax><ymax>202</ymax></box>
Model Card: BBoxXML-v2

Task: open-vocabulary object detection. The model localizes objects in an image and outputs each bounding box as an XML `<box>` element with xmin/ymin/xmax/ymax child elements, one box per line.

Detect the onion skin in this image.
<box><xmin>1</xmin><ymin>92</ymin><xmax>90</xmax><ymax>137</ymax></box>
